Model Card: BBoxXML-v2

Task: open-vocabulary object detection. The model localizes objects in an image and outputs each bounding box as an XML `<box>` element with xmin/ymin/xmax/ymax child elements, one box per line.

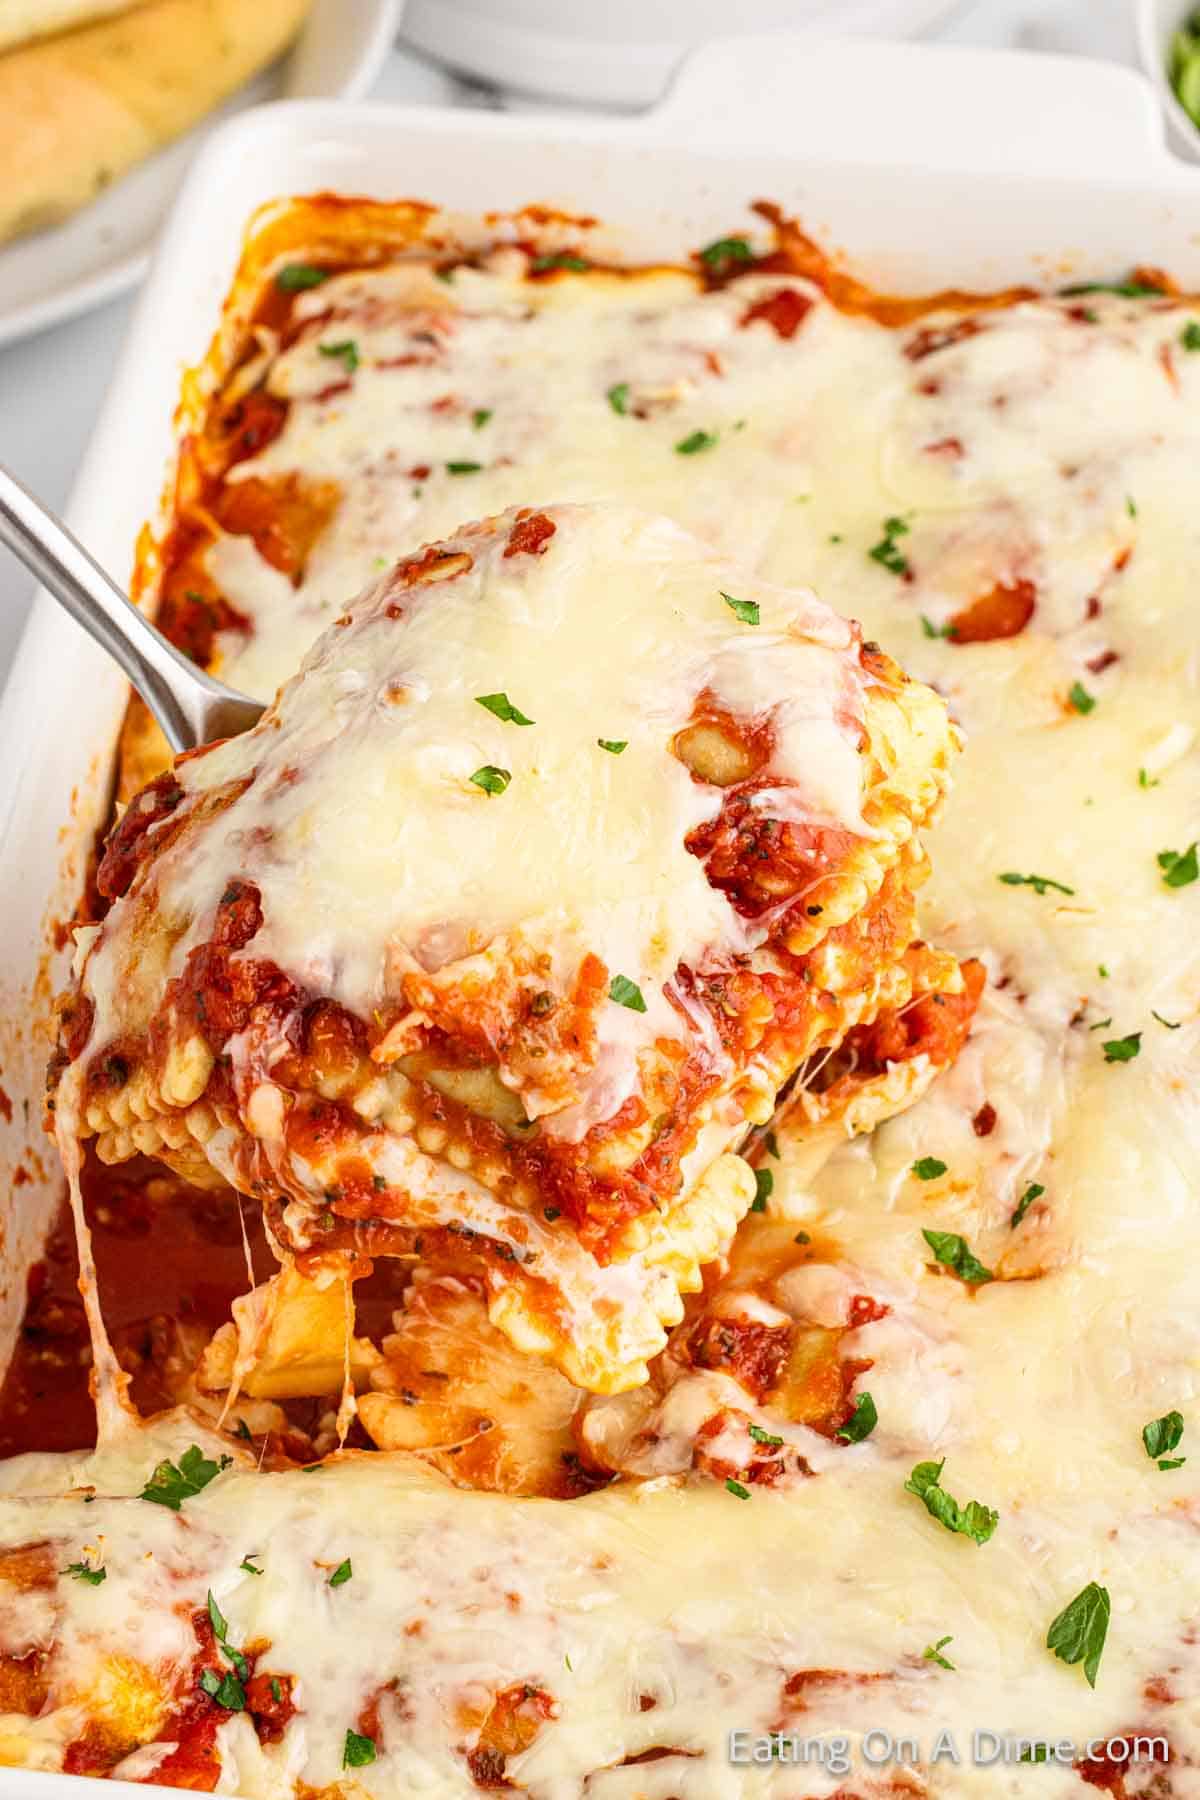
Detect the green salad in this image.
<box><xmin>1170</xmin><ymin>7</ymin><xmax>1200</xmax><ymax>126</ymax></box>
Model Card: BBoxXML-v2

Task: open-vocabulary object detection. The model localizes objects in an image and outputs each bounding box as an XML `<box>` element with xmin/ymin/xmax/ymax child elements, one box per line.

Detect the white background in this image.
<box><xmin>0</xmin><ymin>0</ymin><xmax>1141</xmax><ymax>685</ymax></box>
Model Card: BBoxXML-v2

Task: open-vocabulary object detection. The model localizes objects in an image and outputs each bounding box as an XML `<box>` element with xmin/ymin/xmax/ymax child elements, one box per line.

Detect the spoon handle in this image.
<box><xmin>0</xmin><ymin>462</ymin><xmax>263</xmax><ymax>754</ymax></box>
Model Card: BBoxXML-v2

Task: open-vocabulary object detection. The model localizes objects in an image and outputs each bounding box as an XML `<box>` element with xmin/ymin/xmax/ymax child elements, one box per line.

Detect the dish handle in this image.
<box><xmin>647</xmin><ymin>35</ymin><xmax>1179</xmax><ymax>182</ymax></box>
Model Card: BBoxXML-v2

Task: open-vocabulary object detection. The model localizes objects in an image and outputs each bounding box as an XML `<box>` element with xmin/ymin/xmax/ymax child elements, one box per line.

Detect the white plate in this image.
<box><xmin>0</xmin><ymin>0</ymin><xmax>401</xmax><ymax>349</ymax></box>
<box><xmin>400</xmin><ymin>0</ymin><xmax>966</xmax><ymax>109</ymax></box>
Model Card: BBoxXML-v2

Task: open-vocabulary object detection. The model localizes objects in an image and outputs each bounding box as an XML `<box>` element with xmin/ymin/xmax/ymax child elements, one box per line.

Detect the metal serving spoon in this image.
<box><xmin>0</xmin><ymin>462</ymin><xmax>264</xmax><ymax>754</ymax></box>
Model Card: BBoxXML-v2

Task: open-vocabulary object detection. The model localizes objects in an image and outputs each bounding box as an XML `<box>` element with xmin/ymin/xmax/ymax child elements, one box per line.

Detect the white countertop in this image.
<box><xmin>0</xmin><ymin>0</ymin><xmax>1143</xmax><ymax>684</ymax></box>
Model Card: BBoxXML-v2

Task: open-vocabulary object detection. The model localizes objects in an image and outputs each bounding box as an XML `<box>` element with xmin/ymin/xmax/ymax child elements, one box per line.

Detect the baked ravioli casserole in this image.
<box><xmin>0</xmin><ymin>201</ymin><xmax>1196</xmax><ymax>1796</ymax></box>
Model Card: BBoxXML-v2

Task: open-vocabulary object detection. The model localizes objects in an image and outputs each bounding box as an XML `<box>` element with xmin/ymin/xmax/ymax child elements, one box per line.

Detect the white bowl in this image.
<box><xmin>399</xmin><ymin>0</ymin><xmax>964</xmax><ymax>109</ymax></box>
<box><xmin>1136</xmin><ymin>0</ymin><xmax>1200</xmax><ymax>160</ymax></box>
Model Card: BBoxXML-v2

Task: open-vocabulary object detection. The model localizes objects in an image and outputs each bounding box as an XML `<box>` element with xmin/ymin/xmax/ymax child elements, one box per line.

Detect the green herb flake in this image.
<box><xmin>750</xmin><ymin>1168</ymin><xmax>774</xmax><ymax>1214</ymax></box>
<box><xmin>764</xmin><ymin>1131</ymin><xmax>779</xmax><ymax>1159</ymax></box>
<box><xmin>676</xmin><ymin>429</ymin><xmax>718</xmax><ymax>456</ymax></box>
<box><xmin>318</xmin><ymin>339</ymin><xmax>359</xmax><ymax>374</ymax></box>
<box><xmin>1102</xmin><ymin>1032</ymin><xmax>1142</xmax><ymax>1064</ymax></box>
<box><xmin>837</xmin><ymin>1392</ymin><xmax>878</xmax><ymax>1444</ymax></box>
<box><xmin>722</xmin><ymin>590</ymin><xmax>760</xmax><ymax>626</ymax></box>
<box><xmin>1158</xmin><ymin>842</ymin><xmax>1199</xmax><ymax>888</ymax></box>
<box><xmin>923</xmin><ymin>1635</ymin><xmax>956</xmax><ymax>1671</ymax></box>
<box><xmin>329</xmin><ymin>1558</ymin><xmax>353</xmax><ymax>1588</ymax></box>
<box><xmin>343</xmin><ymin>1728</ymin><xmax>377</xmax><ymax>1768</ymax></box>
<box><xmin>749</xmin><ymin>1423</ymin><xmax>784</xmax><ymax>1447</ymax></box>
<box><xmin>446</xmin><ymin>460</ymin><xmax>483</xmax><ymax>475</ymax></box>
<box><xmin>63</xmin><ymin>1561</ymin><xmax>105</xmax><ymax>1586</ymax></box>
<box><xmin>1060</xmin><ymin>277</ymin><xmax>1165</xmax><ymax>298</ymax></box>
<box><xmin>1011</xmin><ymin>1181</ymin><xmax>1045</xmax><ymax>1229</ymax></box>
<box><xmin>471</xmin><ymin>408</ymin><xmax>492</xmax><ymax>429</ymax></box>
<box><xmin>1089</xmin><ymin>1017</ymin><xmax>1113</xmax><ymax>1032</ymax></box>
<box><xmin>1069</xmin><ymin>680</ymin><xmax>1096</xmax><ymax>715</ymax></box>
<box><xmin>1046</xmin><ymin>1582</ymin><xmax>1110</xmax><ymax>1688</ymax></box>
<box><xmin>469</xmin><ymin>765</ymin><xmax>511</xmax><ymax>797</ymax></box>
<box><xmin>912</xmin><ymin>1156</ymin><xmax>947</xmax><ymax>1181</ymax></box>
<box><xmin>997</xmin><ymin>871</ymin><xmax>1075</xmax><ymax>897</ymax></box>
<box><xmin>922</xmin><ymin>1229</ymin><xmax>994</xmax><ymax>1287</ymax></box>
<box><xmin>1138</xmin><ymin>767</ymin><xmax>1160</xmax><ymax>789</ymax></box>
<box><xmin>240</xmin><ymin>1555</ymin><xmax>263</xmax><ymax>1577</ymax></box>
<box><xmin>1152</xmin><ymin>1010</ymin><xmax>1183</xmax><ymax>1030</ymax></box>
<box><xmin>921</xmin><ymin>615</ymin><xmax>957</xmax><ymax>639</ymax></box>
<box><xmin>1127</xmin><ymin>495</ymin><xmax>1138</xmax><ymax>518</ymax></box>
<box><xmin>725</xmin><ymin>1477</ymin><xmax>751</xmax><ymax>1500</ymax></box>
<box><xmin>869</xmin><ymin>515</ymin><xmax>911</xmax><ymax>577</ymax></box>
<box><xmin>905</xmin><ymin>1459</ymin><xmax>998</xmax><ymax>1544</ymax></box>
<box><xmin>1098</xmin><ymin>964</ymin><xmax>1110</xmax><ymax>978</ymax></box>
<box><xmin>1143</xmin><ymin>1410</ymin><xmax>1185</xmax><ymax>1470</ymax></box>
<box><xmin>609</xmin><ymin>974</ymin><xmax>646</xmax><ymax>1013</ymax></box>
<box><xmin>141</xmin><ymin>1445</ymin><xmax>232</xmax><ymax>1511</ymax></box>
<box><xmin>233</xmin><ymin>1418</ymin><xmax>253</xmax><ymax>1443</ymax></box>
<box><xmin>597</xmin><ymin>738</ymin><xmax>627</xmax><ymax>754</ymax></box>
<box><xmin>275</xmin><ymin>262</ymin><xmax>328</xmax><ymax>292</ymax></box>
<box><xmin>207</xmin><ymin>1590</ymin><xmax>248</xmax><ymax>1678</ymax></box>
<box><xmin>698</xmin><ymin>235</ymin><xmax>755</xmax><ymax>271</ymax></box>
<box><xmin>270</xmin><ymin>1677</ymin><xmax>283</xmax><ymax>1704</ymax></box>
<box><xmin>200</xmin><ymin>1666</ymin><xmax>246</xmax><ymax>1711</ymax></box>
<box><xmin>475</xmin><ymin>692</ymin><xmax>534</xmax><ymax>727</ymax></box>
<box><xmin>530</xmin><ymin>252</ymin><xmax>590</xmax><ymax>273</ymax></box>
<box><xmin>1181</xmin><ymin>320</ymin><xmax>1200</xmax><ymax>351</ymax></box>
<box><xmin>607</xmin><ymin>382</ymin><xmax>631</xmax><ymax>416</ymax></box>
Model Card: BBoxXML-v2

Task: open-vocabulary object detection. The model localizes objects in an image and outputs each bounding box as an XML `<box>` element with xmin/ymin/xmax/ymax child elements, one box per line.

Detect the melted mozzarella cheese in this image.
<box><xmin>13</xmin><ymin>259</ymin><xmax>1200</xmax><ymax>1794</ymax></box>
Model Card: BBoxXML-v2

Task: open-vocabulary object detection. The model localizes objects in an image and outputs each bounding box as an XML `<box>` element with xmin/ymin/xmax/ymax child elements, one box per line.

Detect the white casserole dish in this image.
<box><xmin>1</xmin><ymin>33</ymin><xmax>1198</xmax><ymax>1796</ymax></box>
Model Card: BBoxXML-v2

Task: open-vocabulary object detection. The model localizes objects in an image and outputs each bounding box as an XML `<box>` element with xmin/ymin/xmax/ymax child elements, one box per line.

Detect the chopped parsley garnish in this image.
<box><xmin>1060</xmin><ymin>277</ymin><xmax>1165</xmax><ymax>297</ymax></box>
<box><xmin>1142</xmin><ymin>1410</ymin><xmax>1186</xmax><ymax>1470</ymax></box>
<box><xmin>200</xmin><ymin>1666</ymin><xmax>246</xmax><ymax>1711</ymax></box>
<box><xmin>722</xmin><ymin>590</ymin><xmax>760</xmax><ymax>625</ymax></box>
<box><xmin>923</xmin><ymin>1635</ymin><xmax>956</xmax><ymax>1670</ymax></box>
<box><xmin>597</xmin><ymin>738</ymin><xmax>627</xmax><ymax>754</ymax></box>
<box><xmin>446</xmin><ymin>460</ymin><xmax>483</xmax><ymax>475</ymax></box>
<box><xmin>764</xmin><ymin>1130</ymin><xmax>779</xmax><ymax>1158</ymax></box>
<box><xmin>344</xmin><ymin>1729</ymin><xmax>377</xmax><ymax>1768</ymax></box>
<box><xmin>912</xmin><ymin>1156</ymin><xmax>947</xmax><ymax>1181</ymax></box>
<box><xmin>1158</xmin><ymin>842</ymin><xmax>1199</xmax><ymax>888</ymax></box>
<box><xmin>1138</xmin><ymin>767</ymin><xmax>1160</xmax><ymax>789</ymax></box>
<box><xmin>475</xmin><ymin>692</ymin><xmax>534</xmax><ymax>727</ymax></box>
<box><xmin>725</xmin><ymin>1477</ymin><xmax>751</xmax><ymax>1500</ymax></box>
<box><xmin>469</xmin><ymin>765</ymin><xmax>511</xmax><ymax>797</ymax></box>
<box><xmin>868</xmin><ymin>515</ymin><xmax>911</xmax><ymax>577</ymax></box>
<box><xmin>997</xmin><ymin>871</ymin><xmax>1075</xmax><ymax>897</ymax></box>
<box><xmin>62</xmin><ymin>1561</ymin><xmax>105</xmax><ymax>1585</ymax></box>
<box><xmin>471</xmin><ymin>408</ymin><xmax>492</xmax><ymax>429</ymax></box>
<box><xmin>275</xmin><ymin>262</ymin><xmax>328</xmax><ymax>292</ymax></box>
<box><xmin>1127</xmin><ymin>496</ymin><xmax>1138</xmax><ymax>518</ymax></box>
<box><xmin>837</xmin><ymin>1392</ymin><xmax>878</xmax><ymax>1443</ymax></box>
<box><xmin>530</xmin><ymin>252</ymin><xmax>590</xmax><ymax>273</ymax></box>
<box><xmin>1098</xmin><ymin>963</ymin><xmax>1110</xmax><ymax>978</ymax></box>
<box><xmin>607</xmin><ymin>382</ymin><xmax>631</xmax><ymax>415</ymax></box>
<box><xmin>1046</xmin><ymin>1582</ymin><xmax>1110</xmax><ymax>1687</ymax></box>
<box><xmin>1183</xmin><ymin>320</ymin><xmax>1200</xmax><ymax>351</ymax></box>
<box><xmin>1068</xmin><ymin>680</ymin><xmax>1096</xmax><ymax>715</ymax></box>
<box><xmin>329</xmin><ymin>1558</ymin><xmax>353</xmax><ymax>1587</ymax></box>
<box><xmin>921</xmin><ymin>615</ymin><xmax>956</xmax><ymax>639</ymax></box>
<box><xmin>1089</xmin><ymin>1016</ymin><xmax>1113</xmax><ymax>1032</ymax></box>
<box><xmin>1152</xmin><ymin>1010</ymin><xmax>1182</xmax><ymax>1030</ymax></box>
<box><xmin>905</xmin><ymin>1459</ymin><xmax>998</xmax><ymax>1544</ymax></box>
<box><xmin>318</xmin><ymin>339</ymin><xmax>359</xmax><ymax>374</ymax></box>
<box><xmin>676</xmin><ymin>429</ymin><xmax>718</xmax><ymax>456</ymax></box>
<box><xmin>270</xmin><ymin>1677</ymin><xmax>283</xmax><ymax>1704</ymax></box>
<box><xmin>698</xmin><ymin>235</ymin><xmax>755</xmax><ymax>271</ymax></box>
<box><xmin>141</xmin><ymin>1445</ymin><xmax>231</xmax><ymax>1511</ymax></box>
<box><xmin>207</xmin><ymin>1591</ymin><xmax>248</xmax><ymax>1678</ymax></box>
<box><xmin>1010</xmin><ymin>1181</ymin><xmax>1044</xmax><ymax>1229</ymax></box>
<box><xmin>609</xmin><ymin>974</ymin><xmax>646</xmax><ymax>1013</ymax></box>
<box><xmin>749</xmin><ymin>1424</ymin><xmax>783</xmax><ymax>1449</ymax></box>
<box><xmin>750</xmin><ymin>1168</ymin><xmax>773</xmax><ymax>1213</ymax></box>
<box><xmin>1102</xmin><ymin>1031</ymin><xmax>1142</xmax><ymax>1063</ymax></box>
<box><xmin>232</xmin><ymin>1418</ymin><xmax>253</xmax><ymax>1442</ymax></box>
<box><xmin>240</xmin><ymin>1555</ymin><xmax>263</xmax><ymax>1576</ymax></box>
<box><xmin>922</xmin><ymin>1229</ymin><xmax>994</xmax><ymax>1286</ymax></box>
